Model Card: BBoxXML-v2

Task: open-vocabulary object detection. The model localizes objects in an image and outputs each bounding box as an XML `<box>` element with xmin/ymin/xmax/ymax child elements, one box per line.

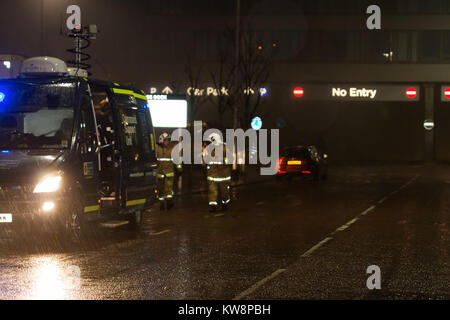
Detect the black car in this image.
<box><xmin>276</xmin><ymin>145</ymin><xmax>328</xmax><ymax>181</ymax></box>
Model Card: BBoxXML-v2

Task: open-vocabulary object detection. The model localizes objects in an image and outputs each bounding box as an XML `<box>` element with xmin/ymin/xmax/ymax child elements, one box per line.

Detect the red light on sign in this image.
<box><xmin>406</xmin><ymin>88</ymin><xmax>417</xmax><ymax>99</ymax></box>
<box><xmin>444</xmin><ymin>88</ymin><xmax>450</xmax><ymax>99</ymax></box>
<box><xmin>293</xmin><ymin>87</ymin><xmax>304</xmax><ymax>98</ymax></box>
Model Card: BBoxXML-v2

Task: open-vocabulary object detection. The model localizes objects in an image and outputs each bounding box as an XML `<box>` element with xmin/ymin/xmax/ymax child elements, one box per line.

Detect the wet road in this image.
<box><xmin>1</xmin><ymin>165</ymin><xmax>449</xmax><ymax>299</ymax></box>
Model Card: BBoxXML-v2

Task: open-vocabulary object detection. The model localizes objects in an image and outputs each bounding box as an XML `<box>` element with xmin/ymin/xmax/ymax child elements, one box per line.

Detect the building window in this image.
<box><xmin>421</xmin><ymin>31</ymin><xmax>441</xmax><ymax>62</ymax></box>
<box><xmin>364</xmin><ymin>31</ymin><xmax>391</xmax><ymax>62</ymax></box>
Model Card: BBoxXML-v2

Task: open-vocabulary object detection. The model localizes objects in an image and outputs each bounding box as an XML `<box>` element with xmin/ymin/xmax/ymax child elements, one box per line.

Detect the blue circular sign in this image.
<box><xmin>251</xmin><ymin>116</ymin><xmax>262</xmax><ymax>130</ymax></box>
<box><xmin>0</xmin><ymin>92</ymin><xmax>4</xmax><ymax>103</ymax></box>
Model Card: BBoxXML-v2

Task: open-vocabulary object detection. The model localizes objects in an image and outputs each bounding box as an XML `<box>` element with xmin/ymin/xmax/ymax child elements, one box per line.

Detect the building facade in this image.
<box><xmin>147</xmin><ymin>0</ymin><xmax>450</xmax><ymax>164</ymax></box>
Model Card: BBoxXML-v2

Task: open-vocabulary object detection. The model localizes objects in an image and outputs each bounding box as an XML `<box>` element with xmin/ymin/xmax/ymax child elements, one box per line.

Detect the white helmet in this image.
<box><xmin>158</xmin><ymin>132</ymin><xmax>171</xmax><ymax>144</ymax></box>
<box><xmin>208</xmin><ymin>132</ymin><xmax>222</xmax><ymax>144</ymax></box>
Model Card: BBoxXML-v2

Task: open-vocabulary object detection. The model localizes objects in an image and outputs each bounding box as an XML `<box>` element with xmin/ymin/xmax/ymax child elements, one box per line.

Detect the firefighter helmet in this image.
<box><xmin>158</xmin><ymin>132</ymin><xmax>171</xmax><ymax>144</ymax></box>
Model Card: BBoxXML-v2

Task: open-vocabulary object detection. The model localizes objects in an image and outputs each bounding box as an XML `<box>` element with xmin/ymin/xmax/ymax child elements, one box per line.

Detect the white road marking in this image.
<box><xmin>360</xmin><ymin>205</ymin><xmax>376</xmax><ymax>216</ymax></box>
<box><xmin>301</xmin><ymin>237</ymin><xmax>333</xmax><ymax>257</ymax></box>
<box><xmin>378</xmin><ymin>197</ymin><xmax>388</xmax><ymax>204</ymax></box>
<box><xmin>233</xmin><ymin>269</ymin><xmax>286</xmax><ymax>300</ymax></box>
<box><xmin>233</xmin><ymin>174</ymin><xmax>420</xmax><ymax>300</ymax></box>
<box><xmin>148</xmin><ymin>229</ymin><xmax>171</xmax><ymax>236</ymax></box>
<box><xmin>335</xmin><ymin>224</ymin><xmax>349</xmax><ymax>232</ymax></box>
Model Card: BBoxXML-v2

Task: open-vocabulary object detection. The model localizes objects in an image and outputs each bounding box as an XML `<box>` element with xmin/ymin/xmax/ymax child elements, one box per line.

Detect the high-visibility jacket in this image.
<box><xmin>206</xmin><ymin>143</ymin><xmax>231</xmax><ymax>182</ymax></box>
<box><xmin>156</xmin><ymin>144</ymin><xmax>174</xmax><ymax>178</ymax></box>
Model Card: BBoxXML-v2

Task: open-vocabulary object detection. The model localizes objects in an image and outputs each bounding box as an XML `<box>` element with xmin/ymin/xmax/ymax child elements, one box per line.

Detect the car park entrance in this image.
<box><xmin>287</xmin><ymin>83</ymin><xmax>427</xmax><ymax>164</ymax></box>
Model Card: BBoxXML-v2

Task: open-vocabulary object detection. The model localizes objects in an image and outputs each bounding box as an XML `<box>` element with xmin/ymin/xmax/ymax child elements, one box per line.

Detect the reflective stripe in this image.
<box><xmin>112</xmin><ymin>88</ymin><xmax>147</xmax><ymax>101</ymax></box>
<box><xmin>126</xmin><ymin>199</ymin><xmax>146</xmax><ymax>206</ymax></box>
<box><xmin>208</xmin><ymin>161</ymin><xmax>225</xmax><ymax>165</ymax></box>
<box><xmin>158</xmin><ymin>172</ymin><xmax>174</xmax><ymax>178</ymax></box>
<box><xmin>209</xmin><ymin>201</ymin><xmax>218</xmax><ymax>206</ymax></box>
<box><xmin>222</xmin><ymin>199</ymin><xmax>231</xmax><ymax>204</ymax></box>
<box><xmin>207</xmin><ymin>176</ymin><xmax>231</xmax><ymax>182</ymax></box>
<box><xmin>84</xmin><ymin>205</ymin><xmax>99</xmax><ymax>213</ymax></box>
<box><xmin>157</xmin><ymin>158</ymin><xmax>172</xmax><ymax>161</ymax></box>
<box><xmin>158</xmin><ymin>197</ymin><xmax>165</xmax><ymax>201</ymax></box>
<box><xmin>150</xmin><ymin>134</ymin><xmax>155</xmax><ymax>151</ymax></box>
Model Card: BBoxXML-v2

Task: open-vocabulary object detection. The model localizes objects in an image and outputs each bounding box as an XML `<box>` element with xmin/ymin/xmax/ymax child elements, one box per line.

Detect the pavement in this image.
<box><xmin>1</xmin><ymin>164</ymin><xmax>450</xmax><ymax>300</ymax></box>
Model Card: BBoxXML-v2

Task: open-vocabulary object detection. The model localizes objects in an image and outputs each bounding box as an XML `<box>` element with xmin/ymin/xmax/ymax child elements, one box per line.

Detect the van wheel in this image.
<box><xmin>60</xmin><ymin>194</ymin><xmax>88</xmax><ymax>243</ymax></box>
<box><xmin>128</xmin><ymin>209</ymin><xmax>143</xmax><ymax>231</ymax></box>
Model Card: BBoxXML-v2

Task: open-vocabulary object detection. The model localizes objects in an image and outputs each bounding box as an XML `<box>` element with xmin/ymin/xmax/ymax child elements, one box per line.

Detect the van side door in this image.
<box><xmin>111</xmin><ymin>89</ymin><xmax>157</xmax><ymax>211</ymax></box>
<box><xmin>78</xmin><ymin>83</ymin><xmax>102</xmax><ymax>217</ymax></box>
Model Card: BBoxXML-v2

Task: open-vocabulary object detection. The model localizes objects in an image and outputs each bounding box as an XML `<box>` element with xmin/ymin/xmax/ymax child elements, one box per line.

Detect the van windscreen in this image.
<box><xmin>0</xmin><ymin>82</ymin><xmax>76</xmax><ymax>150</ymax></box>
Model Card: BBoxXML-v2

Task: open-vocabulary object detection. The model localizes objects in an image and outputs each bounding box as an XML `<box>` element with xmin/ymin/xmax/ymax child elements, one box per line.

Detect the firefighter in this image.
<box><xmin>205</xmin><ymin>132</ymin><xmax>231</xmax><ymax>213</ymax></box>
<box><xmin>156</xmin><ymin>132</ymin><xmax>175</xmax><ymax>210</ymax></box>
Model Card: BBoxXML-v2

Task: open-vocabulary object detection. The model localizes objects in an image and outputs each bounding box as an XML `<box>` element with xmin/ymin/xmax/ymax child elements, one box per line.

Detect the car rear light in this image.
<box><xmin>277</xmin><ymin>157</ymin><xmax>286</xmax><ymax>174</ymax></box>
<box><xmin>302</xmin><ymin>170</ymin><xmax>311</xmax><ymax>174</ymax></box>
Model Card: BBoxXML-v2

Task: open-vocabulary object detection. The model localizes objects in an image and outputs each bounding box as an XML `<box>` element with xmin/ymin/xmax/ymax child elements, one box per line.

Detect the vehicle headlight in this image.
<box><xmin>33</xmin><ymin>175</ymin><xmax>62</xmax><ymax>193</ymax></box>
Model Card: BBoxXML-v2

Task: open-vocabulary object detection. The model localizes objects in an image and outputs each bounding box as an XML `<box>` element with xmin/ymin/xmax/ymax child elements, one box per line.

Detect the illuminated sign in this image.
<box><xmin>332</xmin><ymin>87</ymin><xmax>377</xmax><ymax>99</ymax></box>
<box><xmin>187</xmin><ymin>86</ymin><xmax>229</xmax><ymax>97</ymax></box>
<box><xmin>149</xmin><ymin>87</ymin><xmax>158</xmax><ymax>94</ymax></box>
<box><xmin>293</xmin><ymin>87</ymin><xmax>304</xmax><ymax>98</ymax></box>
<box><xmin>405</xmin><ymin>88</ymin><xmax>417</xmax><ymax>99</ymax></box>
<box><xmin>444</xmin><ymin>88</ymin><xmax>450</xmax><ymax>99</ymax></box>
<box><xmin>149</xmin><ymin>86</ymin><xmax>268</xmax><ymax>97</ymax></box>
<box><xmin>161</xmin><ymin>86</ymin><xmax>173</xmax><ymax>95</ymax></box>
<box><xmin>259</xmin><ymin>87</ymin><xmax>268</xmax><ymax>97</ymax></box>
<box><xmin>293</xmin><ymin>84</ymin><xmax>420</xmax><ymax>101</ymax></box>
<box><xmin>251</xmin><ymin>116</ymin><xmax>262</xmax><ymax>130</ymax></box>
<box><xmin>146</xmin><ymin>95</ymin><xmax>187</xmax><ymax>128</ymax></box>
<box><xmin>440</xmin><ymin>86</ymin><xmax>450</xmax><ymax>101</ymax></box>
<box><xmin>423</xmin><ymin>119</ymin><xmax>434</xmax><ymax>131</ymax></box>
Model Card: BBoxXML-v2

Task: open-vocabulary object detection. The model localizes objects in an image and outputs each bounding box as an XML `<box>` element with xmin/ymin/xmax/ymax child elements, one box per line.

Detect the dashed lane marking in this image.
<box><xmin>233</xmin><ymin>174</ymin><xmax>420</xmax><ymax>300</ymax></box>
<box><xmin>301</xmin><ymin>237</ymin><xmax>333</xmax><ymax>258</ymax></box>
<box><xmin>147</xmin><ymin>229</ymin><xmax>171</xmax><ymax>236</ymax></box>
<box><xmin>360</xmin><ymin>205</ymin><xmax>376</xmax><ymax>216</ymax></box>
<box><xmin>378</xmin><ymin>196</ymin><xmax>388</xmax><ymax>204</ymax></box>
<box><xmin>233</xmin><ymin>269</ymin><xmax>287</xmax><ymax>300</ymax></box>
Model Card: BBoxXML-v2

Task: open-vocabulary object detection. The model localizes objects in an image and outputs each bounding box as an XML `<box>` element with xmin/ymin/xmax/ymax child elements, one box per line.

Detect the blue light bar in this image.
<box><xmin>1</xmin><ymin>150</ymin><xmax>10</xmax><ymax>154</ymax></box>
<box><xmin>0</xmin><ymin>92</ymin><xmax>4</xmax><ymax>102</ymax></box>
